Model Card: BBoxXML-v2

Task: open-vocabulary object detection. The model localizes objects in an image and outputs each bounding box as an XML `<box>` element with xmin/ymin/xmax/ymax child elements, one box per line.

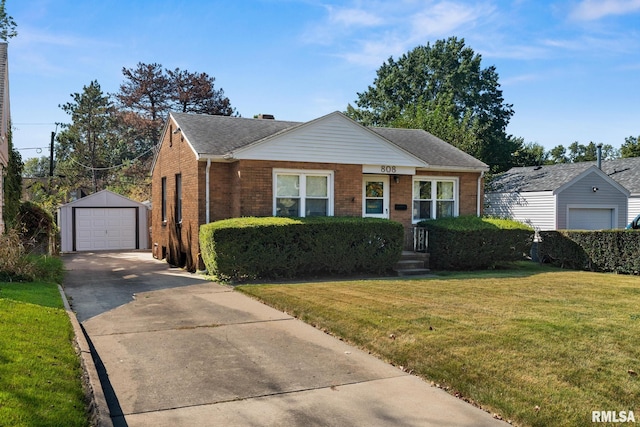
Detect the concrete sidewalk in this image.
<box><xmin>63</xmin><ymin>252</ymin><xmax>510</xmax><ymax>427</ymax></box>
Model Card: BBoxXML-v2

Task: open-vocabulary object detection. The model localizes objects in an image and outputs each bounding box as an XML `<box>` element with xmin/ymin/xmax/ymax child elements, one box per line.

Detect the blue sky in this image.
<box><xmin>8</xmin><ymin>0</ymin><xmax>640</xmax><ymax>160</ymax></box>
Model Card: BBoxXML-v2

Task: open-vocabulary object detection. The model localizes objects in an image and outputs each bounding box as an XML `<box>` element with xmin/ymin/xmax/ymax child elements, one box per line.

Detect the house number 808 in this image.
<box><xmin>381</xmin><ymin>165</ymin><xmax>397</xmax><ymax>173</ymax></box>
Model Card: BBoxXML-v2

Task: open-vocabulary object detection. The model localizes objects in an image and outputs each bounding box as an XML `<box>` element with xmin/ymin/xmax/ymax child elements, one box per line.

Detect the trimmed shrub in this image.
<box><xmin>538</xmin><ymin>230</ymin><xmax>640</xmax><ymax>274</ymax></box>
<box><xmin>419</xmin><ymin>216</ymin><xmax>534</xmax><ymax>270</ymax></box>
<box><xmin>200</xmin><ymin>217</ymin><xmax>404</xmax><ymax>281</ymax></box>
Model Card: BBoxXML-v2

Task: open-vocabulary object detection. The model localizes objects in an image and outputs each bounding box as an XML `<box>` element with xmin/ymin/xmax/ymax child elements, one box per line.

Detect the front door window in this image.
<box><xmin>363</xmin><ymin>176</ymin><xmax>389</xmax><ymax>219</ymax></box>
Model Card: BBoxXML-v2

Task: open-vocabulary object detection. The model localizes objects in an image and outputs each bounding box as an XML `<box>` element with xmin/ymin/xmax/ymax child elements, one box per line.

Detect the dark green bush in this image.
<box><xmin>538</xmin><ymin>230</ymin><xmax>640</xmax><ymax>273</ymax></box>
<box><xmin>419</xmin><ymin>216</ymin><xmax>534</xmax><ymax>270</ymax></box>
<box><xmin>200</xmin><ymin>217</ymin><xmax>404</xmax><ymax>281</ymax></box>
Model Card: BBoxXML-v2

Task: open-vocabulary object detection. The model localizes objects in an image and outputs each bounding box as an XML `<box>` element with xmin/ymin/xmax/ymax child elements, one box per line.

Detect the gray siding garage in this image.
<box><xmin>486</xmin><ymin>164</ymin><xmax>629</xmax><ymax>231</ymax></box>
<box><xmin>59</xmin><ymin>190</ymin><xmax>149</xmax><ymax>252</ymax></box>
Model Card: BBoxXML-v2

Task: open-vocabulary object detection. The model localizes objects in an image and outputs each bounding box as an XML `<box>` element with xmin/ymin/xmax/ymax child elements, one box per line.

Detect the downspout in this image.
<box><xmin>205</xmin><ymin>158</ymin><xmax>211</xmax><ymax>224</ymax></box>
<box><xmin>477</xmin><ymin>171</ymin><xmax>485</xmax><ymax>216</ymax></box>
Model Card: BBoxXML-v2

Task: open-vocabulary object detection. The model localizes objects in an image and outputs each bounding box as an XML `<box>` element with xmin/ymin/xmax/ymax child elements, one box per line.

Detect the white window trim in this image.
<box><xmin>412</xmin><ymin>176</ymin><xmax>459</xmax><ymax>223</ymax></box>
<box><xmin>272</xmin><ymin>169</ymin><xmax>334</xmax><ymax>217</ymax></box>
<box><xmin>362</xmin><ymin>175</ymin><xmax>390</xmax><ymax>219</ymax></box>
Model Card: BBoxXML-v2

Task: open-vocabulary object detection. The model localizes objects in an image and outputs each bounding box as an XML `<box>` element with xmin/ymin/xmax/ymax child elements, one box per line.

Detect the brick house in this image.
<box><xmin>151</xmin><ymin>111</ymin><xmax>488</xmax><ymax>271</ymax></box>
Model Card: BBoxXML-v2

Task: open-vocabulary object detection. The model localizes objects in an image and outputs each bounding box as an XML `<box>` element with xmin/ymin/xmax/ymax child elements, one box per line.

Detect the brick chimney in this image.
<box><xmin>257</xmin><ymin>114</ymin><xmax>275</xmax><ymax>120</ymax></box>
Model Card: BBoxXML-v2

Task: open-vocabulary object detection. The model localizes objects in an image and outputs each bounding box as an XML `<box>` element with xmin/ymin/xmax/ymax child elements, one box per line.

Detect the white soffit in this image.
<box><xmin>232</xmin><ymin>112</ymin><xmax>426</xmax><ymax>167</ymax></box>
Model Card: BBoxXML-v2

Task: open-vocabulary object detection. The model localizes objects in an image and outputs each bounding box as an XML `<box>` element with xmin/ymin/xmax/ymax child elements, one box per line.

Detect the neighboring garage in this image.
<box><xmin>486</xmin><ymin>165</ymin><xmax>630</xmax><ymax>231</ymax></box>
<box><xmin>567</xmin><ymin>207</ymin><xmax>616</xmax><ymax>230</ymax></box>
<box><xmin>59</xmin><ymin>190</ymin><xmax>150</xmax><ymax>252</ymax></box>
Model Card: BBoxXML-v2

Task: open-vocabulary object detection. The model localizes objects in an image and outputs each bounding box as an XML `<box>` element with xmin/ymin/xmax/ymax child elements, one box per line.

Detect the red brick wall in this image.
<box><xmin>228</xmin><ymin>160</ymin><xmax>364</xmax><ymax>218</ymax></box>
<box><xmin>414</xmin><ymin>170</ymin><xmax>482</xmax><ymax>216</ymax></box>
<box><xmin>151</xmin><ymin>127</ymin><xmax>202</xmax><ymax>271</ymax></box>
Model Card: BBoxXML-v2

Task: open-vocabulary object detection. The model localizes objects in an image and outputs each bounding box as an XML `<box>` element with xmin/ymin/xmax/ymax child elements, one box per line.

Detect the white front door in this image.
<box><xmin>363</xmin><ymin>175</ymin><xmax>389</xmax><ymax>219</ymax></box>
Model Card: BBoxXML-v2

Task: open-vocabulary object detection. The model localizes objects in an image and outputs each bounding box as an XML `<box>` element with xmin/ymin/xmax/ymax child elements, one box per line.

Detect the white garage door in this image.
<box><xmin>567</xmin><ymin>208</ymin><xmax>614</xmax><ymax>230</ymax></box>
<box><xmin>75</xmin><ymin>208</ymin><xmax>137</xmax><ymax>251</ymax></box>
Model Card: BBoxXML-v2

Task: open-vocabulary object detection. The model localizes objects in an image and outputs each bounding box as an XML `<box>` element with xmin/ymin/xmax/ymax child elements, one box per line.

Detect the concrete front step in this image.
<box><xmin>394</xmin><ymin>260</ymin><xmax>425</xmax><ymax>270</ymax></box>
<box><xmin>393</xmin><ymin>251</ymin><xmax>431</xmax><ymax>276</ymax></box>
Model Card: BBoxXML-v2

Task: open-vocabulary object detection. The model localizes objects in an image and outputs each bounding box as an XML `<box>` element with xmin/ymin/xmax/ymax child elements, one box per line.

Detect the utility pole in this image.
<box><xmin>49</xmin><ymin>131</ymin><xmax>54</xmax><ymax>177</ymax></box>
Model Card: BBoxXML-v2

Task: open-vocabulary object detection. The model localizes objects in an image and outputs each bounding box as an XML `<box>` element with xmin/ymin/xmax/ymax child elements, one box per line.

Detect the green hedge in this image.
<box><xmin>538</xmin><ymin>230</ymin><xmax>640</xmax><ymax>273</ymax></box>
<box><xmin>200</xmin><ymin>217</ymin><xmax>404</xmax><ymax>281</ymax></box>
<box><xmin>419</xmin><ymin>216</ymin><xmax>534</xmax><ymax>270</ymax></box>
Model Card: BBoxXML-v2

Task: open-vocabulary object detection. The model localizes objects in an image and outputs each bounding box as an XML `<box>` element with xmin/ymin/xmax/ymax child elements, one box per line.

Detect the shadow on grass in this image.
<box><xmin>233</xmin><ymin>261</ymin><xmax>567</xmax><ymax>287</ymax></box>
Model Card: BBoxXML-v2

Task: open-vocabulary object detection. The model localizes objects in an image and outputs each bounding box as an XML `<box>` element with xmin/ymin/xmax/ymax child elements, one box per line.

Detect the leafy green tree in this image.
<box><xmin>548</xmin><ymin>145</ymin><xmax>568</xmax><ymax>164</ymax></box>
<box><xmin>22</xmin><ymin>156</ymin><xmax>50</xmax><ymax>178</ymax></box>
<box><xmin>548</xmin><ymin>142</ymin><xmax>618</xmax><ymax>164</ymax></box>
<box><xmin>566</xmin><ymin>141</ymin><xmax>618</xmax><ymax>163</ymax></box>
<box><xmin>567</xmin><ymin>141</ymin><xmax>596</xmax><ymax>163</ymax></box>
<box><xmin>346</xmin><ymin>37</ymin><xmax>516</xmax><ymax>172</ymax></box>
<box><xmin>620</xmin><ymin>135</ymin><xmax>640</xmax><ymax>158</ymax></box>
<box><xmin>600</xmin><ymin>143</ymin><xmax>619</xmax><ymax>160</ymax></box>
<box><xmin>0</xmin><ymin>0</ymin><xmax>17</xmax><ymax>41</ymax></box>
<box><xmin>390</xmin><ymin>96</ymin><xmax>478</xmax><ymax>156</ymax></box>
<box><xmin>56</xmin><ymin>80</ymin><xmax>118</xmax><ymax>193</ymax></box>
<box><xmin>511</xmin><ymin>140</ymin><xmax>548</xmax><ymax>167</ymax></box>
<box><xmin>3</xmin><ymin>127</ymin><xmax>22</xmax><ymax>229</ymax></box>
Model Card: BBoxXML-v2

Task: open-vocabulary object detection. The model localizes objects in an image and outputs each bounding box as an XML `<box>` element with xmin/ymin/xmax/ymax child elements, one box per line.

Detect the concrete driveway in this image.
<box><xmin>62</xmin><ymin>251</ymin><xmax>509</xmax><ymax>427</ymax></box>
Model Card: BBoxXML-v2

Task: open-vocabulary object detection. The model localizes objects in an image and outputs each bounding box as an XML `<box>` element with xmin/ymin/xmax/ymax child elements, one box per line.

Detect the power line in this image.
<box><xmin>68</xmin><ymin>145</ymin><xmax>158</xmax><ymax>171</ymax></box>
<box><xmin>13</xmin><ymin>122</ymin><xmax>59</xmax><ymax>126</ymax></box>
<box><xmin>16</xmin><ymin>147</ymin><xmax>47</xmax><ymax>153</ymax></box>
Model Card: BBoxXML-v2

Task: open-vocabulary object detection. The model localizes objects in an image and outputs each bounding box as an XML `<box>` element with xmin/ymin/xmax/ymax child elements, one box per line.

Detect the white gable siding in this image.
<box><xmin>234</xmin><ymin>113</ymin><xmax>424</xmax><ymax>167</ymax></box>
<box><xmin>556</xmin><ymin>171</ymin><xmax>627</xmax><ymax>229</ymax></box>
<box><xmin>485</xmin><ymin>191</ymin><xmax>556</xmax><ymax>230</ymax></box>
<box><xmin>628</xmin><ymin>195</ymin><xmax>640</xmax><ymax>224</ymax></box>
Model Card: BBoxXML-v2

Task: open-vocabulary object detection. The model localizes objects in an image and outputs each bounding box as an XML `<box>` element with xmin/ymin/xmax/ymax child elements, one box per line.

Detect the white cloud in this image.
<box><xmin>501</xmin><ymin>73</ymin><xmax>542</xmax><ymax>86</ymax></box>
<box><xmin>410</xmin><ymin>1</ymin><xmax>495</xmax><ymax>40</ymax></box>
<box><xmin>305</xmin><ymin>1</ymin><xmax>498</xmax><ymax>66</ymax></box>
<box><xmin>338</xmin><ymin>36</ymin><xmax>408</xmax><ymax>67</ymax></box>
<box><xmin>327</xmin><ymin>6</ymin><xmax>384</xmax><ymax>27</ymax></box>
<box><xmin>570</xmin><ymin>0</ymin><xmax>640</xmax><ymax>21</ymax></box>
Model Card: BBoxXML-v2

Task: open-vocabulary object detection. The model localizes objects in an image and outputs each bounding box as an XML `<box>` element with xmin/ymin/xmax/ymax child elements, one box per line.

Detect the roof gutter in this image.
<box><xmin>477</xmin><ymin>171</ymin><xmax>485</xmax><ymax>216</ymax></box>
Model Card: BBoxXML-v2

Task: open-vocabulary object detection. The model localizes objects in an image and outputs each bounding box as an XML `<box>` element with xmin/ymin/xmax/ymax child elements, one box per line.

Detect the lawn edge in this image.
<box><xmin>58</xmin><ymin>285</ymin><xmax>113</xmax><ymax>427</ymax></box>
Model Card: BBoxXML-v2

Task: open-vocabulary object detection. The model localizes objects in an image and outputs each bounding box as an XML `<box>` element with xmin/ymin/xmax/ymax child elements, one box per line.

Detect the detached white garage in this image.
<box><xmin>59</xmin><ymin>190</ymin><xmax>149</xmax><ymax>252</ymax></box>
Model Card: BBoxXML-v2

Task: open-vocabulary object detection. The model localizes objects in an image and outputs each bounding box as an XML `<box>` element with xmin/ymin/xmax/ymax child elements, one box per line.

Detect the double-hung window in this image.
<box><xmin>175</xmin><ymin>174</ymin><xmax>182</xmax><ymax>223</ymax></box>
<box><xmin>413</xmin><ymin>177</ymin><xmax>458</xmax><ymax>222</ymax></box>
<box><xmin>274</xmin><ymin>170</ymin><xmax>333</xmax><ymax>217</ymax></box>
<box><xmin>161</xmin><ymin>177</ymin><xmax>167</xmax><ymax>223</ymax></box>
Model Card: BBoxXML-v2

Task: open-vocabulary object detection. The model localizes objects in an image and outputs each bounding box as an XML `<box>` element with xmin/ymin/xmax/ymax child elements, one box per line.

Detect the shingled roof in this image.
<box><xmin>489</xmin><ymin>157</ymin><xmax>640</xmax><ymax>194</ymax></box>
<box><xmin>170</xmin><ymin>111</ymin><xmax>488</xmax><ymax>170</ymax></box>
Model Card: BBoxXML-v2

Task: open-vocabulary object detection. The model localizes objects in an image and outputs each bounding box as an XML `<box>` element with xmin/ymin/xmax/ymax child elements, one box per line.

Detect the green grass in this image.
<box><xmin>0</xmin><ymin>275</ymin><xmax>88</xmax><ymax>426</ymax></box>
<box><xmin>237</xmin><ymin>263</ymin><xmax>640</xmax><ymax>427</ymax></box>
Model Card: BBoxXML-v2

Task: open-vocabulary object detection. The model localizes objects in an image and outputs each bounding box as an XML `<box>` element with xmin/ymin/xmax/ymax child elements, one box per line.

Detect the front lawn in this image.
<box><xmin>0</xmin><ymin>280</ymin><xmax>88</xmax><ymax>427</ymax></box>
<box><xmin>237</xmin><ymin>263</ymin><xmax>640</xmax><ymax>427</ymax></box>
